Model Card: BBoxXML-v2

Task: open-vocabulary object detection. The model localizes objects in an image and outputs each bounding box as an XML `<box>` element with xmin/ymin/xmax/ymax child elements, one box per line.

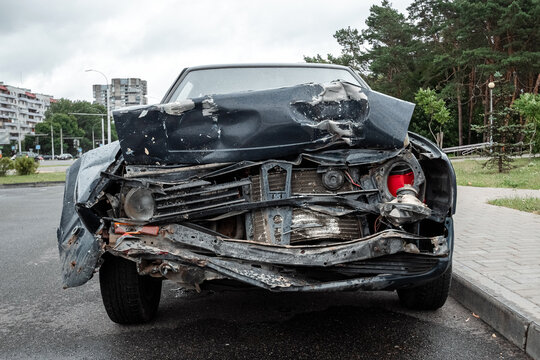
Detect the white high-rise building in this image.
<box><xmin>0</xmin><ymin>82</ymin><xmax>55</xmax><ymax>142</ymax></box>
<box><xmin>92</xmin><ymin>78</ymin><xmax>147</xmax><ymax>111</ymax></box>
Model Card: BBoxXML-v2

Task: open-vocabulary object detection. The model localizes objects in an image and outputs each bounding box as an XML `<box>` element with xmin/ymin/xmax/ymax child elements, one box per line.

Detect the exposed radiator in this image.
<box><xmin>250</xmin><ymin>168</ymin><xmax>361</xmax><ymax>244</ymax></box>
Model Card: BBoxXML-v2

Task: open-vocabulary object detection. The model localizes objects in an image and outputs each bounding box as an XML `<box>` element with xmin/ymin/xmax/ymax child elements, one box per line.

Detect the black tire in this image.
<box><xmin>99</xmin><ymin>255</ymin><xmax>162</xmax><ymax>324</ymax></box>
<box><xmin>397</xmin><ymin>264</ymin><xmax>452</xmax><ymax>310</ymax></box>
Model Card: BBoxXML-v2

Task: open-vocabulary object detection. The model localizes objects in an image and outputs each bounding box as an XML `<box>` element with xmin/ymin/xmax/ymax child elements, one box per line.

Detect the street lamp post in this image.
<box><xmin>16</xmin><ymin>97</ymin><xmax>22</xmax><ymax>153</ymax></box>
<box><xmin>85</xmin><ymin>69</ymin><xmax>111</xmax><ymax>144</ymax></box>
<box><xmin>488</xmin><ymin>81</ymin><xmax>495</xmax><ymax>151</ymax></box>
<box><xmin>51</xmin><ymin>124</ymin><xmax>54</xmax><ymax>159</ymax></box>
<box><xmin>60</xmin><ymin>127</ymin><xmax>63</xmax><ymax>156</ymax></box>
<box><xmin>101</xmin><ymin>116</ymin><xmax>105</xmax><ymax>145</ymax></box>
<box><xmin>91</xmin><ymin>118</ymin><xmax>104</xmax><ymax>149</ymax></box>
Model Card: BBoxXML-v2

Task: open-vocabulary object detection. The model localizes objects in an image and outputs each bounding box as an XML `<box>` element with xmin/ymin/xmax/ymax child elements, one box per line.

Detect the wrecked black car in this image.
<box><xmin>58</xmin><ymin>64</ymin><xmax>456</xmax><ymax>324</ymax></box>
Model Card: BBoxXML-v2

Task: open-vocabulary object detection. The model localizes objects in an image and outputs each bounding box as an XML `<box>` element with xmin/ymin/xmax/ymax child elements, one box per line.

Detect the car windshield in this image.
<box><xmin>170</xmin><ymin>66</ymin><xmax>366</xmax><ymax>101</ymax></box>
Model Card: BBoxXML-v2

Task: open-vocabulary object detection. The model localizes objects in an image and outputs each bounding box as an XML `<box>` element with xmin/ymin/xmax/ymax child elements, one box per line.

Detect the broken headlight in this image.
<box><xmin>123</xmin><ymin>188</ymin><xmax>155</xmax><ymax>221</ymax></box>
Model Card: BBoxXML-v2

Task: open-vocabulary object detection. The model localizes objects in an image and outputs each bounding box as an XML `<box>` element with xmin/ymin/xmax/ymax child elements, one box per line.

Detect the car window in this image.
<box><xmin>170</xmin><ymin>67</ymin><xmax>364</xmax><ymax>101</ymax></box>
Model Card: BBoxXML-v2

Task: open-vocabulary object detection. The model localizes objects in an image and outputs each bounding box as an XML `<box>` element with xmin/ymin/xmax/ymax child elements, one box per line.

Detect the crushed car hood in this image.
<box><xmin>114</xmin><ymin>81</ymin><xmax>415</xmax><ymax>165</ymax></box>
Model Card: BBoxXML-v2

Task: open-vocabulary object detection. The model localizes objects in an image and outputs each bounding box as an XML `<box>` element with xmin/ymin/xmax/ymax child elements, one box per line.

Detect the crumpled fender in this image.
<box><xmin>57</xmin><ymin>142</ymin><xmax>120</xmax><ymax>288</ymax></box>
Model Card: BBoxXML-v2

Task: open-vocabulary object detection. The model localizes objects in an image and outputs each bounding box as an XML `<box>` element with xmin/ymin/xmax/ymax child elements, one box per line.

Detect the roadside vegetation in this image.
<box><xmin>488</xmin><ymin>197</ymin><xmax>540</xmax><ymax>215</ymax></box>
<box><xmin>13</xmin><ymin>157</ymin><xmax>38</xmax><ymax>175</ymax></box>
<box><xmin>452</xmin><ymin>158</ymin><xmax>540</xmax><ymax>189</ymax></box>
<box><xmin>0</xmin><ymin>172</ymin><xmax>66</xmax><ymax>185</ymax></box>
<box><xmin>305</xmin><ymin>0</ymin><xmax>539</xmax><ymax>155</ymax></box>
<box><xmin>0</xmin><ymin>157</ymin><xmax>13</xmax><ymax>176</ymax></box>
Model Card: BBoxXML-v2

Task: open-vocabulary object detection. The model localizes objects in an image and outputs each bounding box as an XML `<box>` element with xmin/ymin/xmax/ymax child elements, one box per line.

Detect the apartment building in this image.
<box><xmin>0</xmin><ymin>82</ymin><xmax>55</xmax><ymax>142</ymax></box>
<box><xmin>92</xmin><ymin>78</ymin><xmax>147</xmax><ymax>111</ymax></box>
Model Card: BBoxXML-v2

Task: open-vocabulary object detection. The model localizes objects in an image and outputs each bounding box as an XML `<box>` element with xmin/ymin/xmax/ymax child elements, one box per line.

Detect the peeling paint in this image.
<box><xmin>201</xmin><ymin>97</ymin><xmax>218</xmax><ymax>117</ymax></box>
<box><xmin>161</xmin><ymin>99</ymin><xmax>195</xmax><ymax>115</ymax></box>
<box><xmin>307</xmin><ymin>81</ymin><xmax>369</xmax><ymax>105</ymax></box>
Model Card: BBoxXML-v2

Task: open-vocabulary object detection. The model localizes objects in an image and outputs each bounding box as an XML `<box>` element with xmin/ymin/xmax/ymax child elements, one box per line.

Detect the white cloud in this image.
<box><xmin>1</xmin><ymin>0</ymin><xmax>412</xmax><ymax>103</ymax></box>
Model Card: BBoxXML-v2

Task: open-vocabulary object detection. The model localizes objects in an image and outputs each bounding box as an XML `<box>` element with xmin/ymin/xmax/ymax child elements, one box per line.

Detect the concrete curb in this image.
<box><xmin>451</xmin><ymin>272</ymin><xmax>539</xmax><ymax>359</ymax></box>
<box><xmin>0</xmin><ymin>181</ymin><xmax>65</xmax><ymax>189</ymax></box>
<box><xmin>528</xmin><ymin>323</ymin><xmax>540</xmax><ymax>360</ymax></box>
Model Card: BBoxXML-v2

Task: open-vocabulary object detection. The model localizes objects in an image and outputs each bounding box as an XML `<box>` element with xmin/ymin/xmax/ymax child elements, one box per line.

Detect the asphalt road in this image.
<box><xmin>0</xmin><ymin>186</ymin><xmax>530</xmax><ymax>360</ymax></box>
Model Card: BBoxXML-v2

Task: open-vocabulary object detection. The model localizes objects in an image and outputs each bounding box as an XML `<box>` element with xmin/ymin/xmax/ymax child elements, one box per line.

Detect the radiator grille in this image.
<box><xmin>152</xmin><ymin>179</ymin><xmax>248</xmax><ymax>219</ymax></box>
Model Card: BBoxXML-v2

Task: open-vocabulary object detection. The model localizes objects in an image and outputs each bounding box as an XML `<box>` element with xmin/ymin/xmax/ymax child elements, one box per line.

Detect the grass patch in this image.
<box><xmin>0</xmin><ymin>172</ymin><xmax>66</xmax><ymax>184</ymax></box>
<box><xmin>39</xmin><ymin>164</ymin><xmax>71</xmax><ymax>168</ymax></box>
<box><xmin>488</xmin><ymin>197</ymin><xmax>540</xmax><ymax>215</ymax></box>
<box><xmin>452</xmin><ymin>157</ymin><xmax>540</xmax><ymax>189</ymax></box>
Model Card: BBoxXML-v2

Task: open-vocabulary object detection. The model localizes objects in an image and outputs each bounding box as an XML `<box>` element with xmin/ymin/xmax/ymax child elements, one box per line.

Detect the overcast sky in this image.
<box><xmin>1</xmin><ymin>0</ymin><xmax>412</xmax><ymax>103</ymax></box>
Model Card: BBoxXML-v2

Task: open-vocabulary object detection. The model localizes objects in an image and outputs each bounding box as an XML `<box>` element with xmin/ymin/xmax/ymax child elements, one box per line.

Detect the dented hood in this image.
<box><xmin>114</xmin><ymin>81</ymin><xmax>415</xmax><ymax>165</ymax></box>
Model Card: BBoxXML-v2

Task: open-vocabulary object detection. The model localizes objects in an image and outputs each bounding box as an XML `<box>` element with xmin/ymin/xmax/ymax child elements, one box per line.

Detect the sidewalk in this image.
<box><xmin>451</xmin><ymin>185</ymin><xmax>540</xmax><ymax>359</ymax></box>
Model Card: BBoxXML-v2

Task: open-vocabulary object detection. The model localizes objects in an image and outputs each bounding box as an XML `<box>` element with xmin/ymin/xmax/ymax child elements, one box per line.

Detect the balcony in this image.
<box><xmin>26</xmin><ymin>116</ymin><xmax>43</xmax><ymax>123</ymax></box>
<box><xmin>0</xmin><ymin>114</ymin><xmax>17</xmax><ymax>121</ymax></box>
<box><xmin>20</xmin><ymin>97</ymin><xmax>44</xmax><ymax>105</ymax></box>
<box><xmin>0</xmin><ymin>97</ymin><xmax>15</xmax><ymax>105</ymax></box>
<box><xmin>26</xmin><ymin>103</ymin><xmax>42</xmax><ymax>110</ymax></box>
<box><xmin>0</xmin><ymin>92</ymin><xmax>16</xmax><ymax>99</ymax></box>
<box><xmin>0</xmin><ymin>105</ymin><xmax>16</xmax><ymax>113</ymax></box>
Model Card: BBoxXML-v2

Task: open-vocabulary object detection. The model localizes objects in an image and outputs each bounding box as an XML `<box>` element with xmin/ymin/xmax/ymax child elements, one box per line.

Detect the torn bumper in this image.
<box><xmin>108</xmin><ymin>219</ymin><xmax>453</xmax><ymax>292</ymax></box>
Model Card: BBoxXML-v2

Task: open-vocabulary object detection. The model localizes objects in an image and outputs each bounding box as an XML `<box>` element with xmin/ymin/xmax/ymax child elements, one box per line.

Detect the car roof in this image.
<box><xmin>184</xmin><ymin>63</ymin><xmax>353</xmax><ymax>71</ymax></box>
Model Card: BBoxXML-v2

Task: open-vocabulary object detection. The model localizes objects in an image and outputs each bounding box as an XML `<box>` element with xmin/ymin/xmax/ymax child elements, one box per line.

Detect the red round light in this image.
<box><xmin>387</xmin><ymin>171</ymin><xmax>414</xmax><ymax>197</ymax></box>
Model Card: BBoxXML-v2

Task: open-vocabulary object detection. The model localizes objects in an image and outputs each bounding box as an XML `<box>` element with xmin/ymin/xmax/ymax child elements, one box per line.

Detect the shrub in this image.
<box><xmin>14</xmin><ymin>156</ymin><xmax>38</xmax><ymax>175</ymax></box>
<box><xmin>0</xmin><ymin>157</ymin><xmax>14</xmax><ymax>176</ymax></box>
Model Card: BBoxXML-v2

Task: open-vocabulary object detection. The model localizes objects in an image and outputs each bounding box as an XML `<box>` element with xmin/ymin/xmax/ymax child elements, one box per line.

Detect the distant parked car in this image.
<box><xmin>42</xmin><ymin>154</ymin><xmax>53</xmax><ymax>160</ymax></box>
<box><xmin>10</xmin><ymin>152</ymin><xmax>41</xmax><ymax>162</ymax></box>
<box><xmin>57</xmin><ymin>153</ymin><xmax>73</xmax><ymax>160</ymax></box>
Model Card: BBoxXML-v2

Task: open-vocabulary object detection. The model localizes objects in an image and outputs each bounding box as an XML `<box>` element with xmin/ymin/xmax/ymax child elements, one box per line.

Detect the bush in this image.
<box><xmin>0</xmin><ymin>157</ymin><xmax>14</xmax><ymax>176</ymax></box>
<box><xmin>14</xmin><ymin>157</ymin><xmax>38</xmax><ymax>175</ymax></box>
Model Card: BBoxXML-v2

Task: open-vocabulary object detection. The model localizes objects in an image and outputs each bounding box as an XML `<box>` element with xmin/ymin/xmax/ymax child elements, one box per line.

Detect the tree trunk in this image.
<box><xmin>483</xmin><ymin>84</ymin><xmax>489</xmax><ymax>143</ymax></box>
<box><xmin>457</xmin><ymin>83</ymin><xmax>463</xmax><ymax>146</ymax></box>
<box><xmin>436</xmin><ymin>131</ymin><xmax>444</xmax><ymax>148</ymax></box>
<box><xmin>468</xmin><ymin>68</ymin><xmax>475</xmax><ymax>144</ymax></box>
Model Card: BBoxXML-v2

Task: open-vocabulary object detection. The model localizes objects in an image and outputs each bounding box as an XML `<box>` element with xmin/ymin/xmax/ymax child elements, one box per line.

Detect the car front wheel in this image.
<box><xmin>99</xmin><ymin>255</ymin><xmax>162</xmax><ymax>324</ymax></box>
<box><xmin>397</xmin><ymin>264</ymin><xmax>452</xmax><ymax>310</ymax></box>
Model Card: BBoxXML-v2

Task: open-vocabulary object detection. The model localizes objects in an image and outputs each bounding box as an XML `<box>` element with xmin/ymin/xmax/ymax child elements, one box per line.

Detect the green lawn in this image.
<box><xmin>39</xmin><ymin>164</ymin><xmax>71</xmax><ymax>168</ymax></box>
<box><xmin>452</xmin><ymin>157</ymin><xmax>540</xmax><ymax>189</ymax></box>
<box><xmin>488</xmin><ymin>196</ymin><xmax>540</xmax><ymax>215</ymax></box>
<box><xmin>0</xmin><ymin>172</ymin><xmax>66</xmax><ymax>184</ymax></box>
